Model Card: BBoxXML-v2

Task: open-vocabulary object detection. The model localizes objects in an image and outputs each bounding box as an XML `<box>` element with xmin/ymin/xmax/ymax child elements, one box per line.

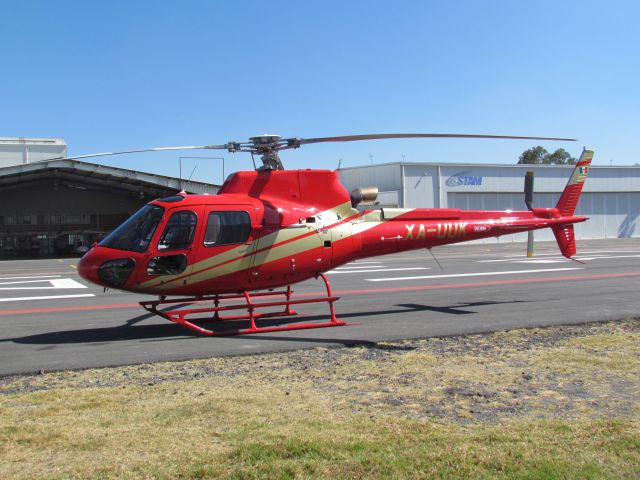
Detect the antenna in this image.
<box><xmin>427</xmin><ymin>248</ymin><xmax>444</xmax><ymax>270</ymax></box>
<box><xmin>179</xmin><ymin>156</ymin><xmax>226</xmax><ymax>186</ymax></box>
<box><xmin>181</xmin><ymin>165</ymin><xmax>197</xmax><ymax>192</ymax></box>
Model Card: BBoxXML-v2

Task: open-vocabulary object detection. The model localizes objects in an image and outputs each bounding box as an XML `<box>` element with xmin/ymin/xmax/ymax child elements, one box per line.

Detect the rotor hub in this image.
<box><xmin>246</xmin><ymin>135</ymin><xmax>285</xmax><ymax>170</ymax></box>
<box><xmin>249</xmin><ymin>134</ymin><xmax>282</xmax><ymax>146</ymax></box>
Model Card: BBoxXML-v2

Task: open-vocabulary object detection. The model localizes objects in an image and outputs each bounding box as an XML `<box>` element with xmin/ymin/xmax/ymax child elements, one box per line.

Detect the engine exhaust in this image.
<box><xmin>350</xmin><ymin>187</ymin><xmax>378</xmax><ymax>207</ymax></box>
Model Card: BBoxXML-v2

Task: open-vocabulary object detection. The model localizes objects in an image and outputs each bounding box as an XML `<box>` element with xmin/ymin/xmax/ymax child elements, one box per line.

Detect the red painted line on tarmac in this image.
<box><xmin>1</xmin><ymin>271</ymin><xmax>639</xmax><ymax>316</ymax></box>
<box><xmin>0</xmin><ymin>303</ymin><xmax>140</xmax><ymax>316</ymax></box>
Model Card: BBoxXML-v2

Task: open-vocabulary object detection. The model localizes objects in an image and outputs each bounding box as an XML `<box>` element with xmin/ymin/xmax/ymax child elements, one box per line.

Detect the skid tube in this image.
<box><xmin>139</xmin><ymin>272</ymin><xmax>346</xmax><ymax>336</ymax></box>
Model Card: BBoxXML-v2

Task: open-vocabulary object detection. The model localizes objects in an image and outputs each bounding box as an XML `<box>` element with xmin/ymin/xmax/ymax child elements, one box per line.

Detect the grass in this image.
<box><xmin>1</xmin><ymin>319</ymin><xmax>639</xmax><ymax>479</ymax></box>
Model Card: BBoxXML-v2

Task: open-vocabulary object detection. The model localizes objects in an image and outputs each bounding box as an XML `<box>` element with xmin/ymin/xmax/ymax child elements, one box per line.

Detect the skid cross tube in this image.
<box><xmin>139</xmin><ymin>272</ymin><xmax>345</xmax><ymax>336</ymax></box>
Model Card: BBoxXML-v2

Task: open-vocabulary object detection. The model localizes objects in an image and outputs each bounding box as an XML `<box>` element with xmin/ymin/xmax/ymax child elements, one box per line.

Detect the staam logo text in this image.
<box><xmin>446</xmin><ymin>171</ymin><xmax>483</xmax><ymax>187</ymax></box>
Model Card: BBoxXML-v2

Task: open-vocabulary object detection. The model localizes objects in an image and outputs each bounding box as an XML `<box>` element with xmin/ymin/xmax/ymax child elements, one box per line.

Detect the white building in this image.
<box><xmin>339</xmin><ymin>162</ymin><xmax>640</xmax><ymax>241</ymax></box>
<box><xmin>0</xmin><ymin>137</ymin><xmax>67</xmax><ymax>167</ymax></box>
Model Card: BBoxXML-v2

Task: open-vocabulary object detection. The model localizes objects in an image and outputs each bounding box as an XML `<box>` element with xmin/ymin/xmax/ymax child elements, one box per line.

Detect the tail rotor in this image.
<box><xmin>524</xmin><ymin>171</ymin><xmax>535</xmax><ymax>257</ymax></box>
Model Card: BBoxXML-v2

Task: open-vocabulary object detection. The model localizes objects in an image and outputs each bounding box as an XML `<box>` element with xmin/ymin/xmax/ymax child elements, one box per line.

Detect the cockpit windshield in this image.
<box><xmin>100</xmin><ymin>205</ymin><xmax>164</xmax><ymax>252</ymax></box>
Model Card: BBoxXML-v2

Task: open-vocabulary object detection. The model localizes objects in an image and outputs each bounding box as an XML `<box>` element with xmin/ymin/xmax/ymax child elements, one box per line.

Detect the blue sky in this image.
<box><xmin>1</xmin><ymin>0</ymin><xmax>638</xmax><ymax>183</ymax></box>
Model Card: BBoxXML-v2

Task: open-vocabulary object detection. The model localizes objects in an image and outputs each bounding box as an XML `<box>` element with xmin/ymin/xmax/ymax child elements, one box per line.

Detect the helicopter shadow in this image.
<box><xmin>216</xmin><ymin>299</ymin><xmax>532</xmax><ymax>345</ymax></box>
<box><xmin>2</xmin><ymin>299</ymin><xmax>530</xmax><ymax>346</ymax></box>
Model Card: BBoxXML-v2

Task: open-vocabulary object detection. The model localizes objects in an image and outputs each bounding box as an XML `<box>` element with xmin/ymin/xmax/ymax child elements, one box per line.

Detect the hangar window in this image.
<box><xmin>63</xmin><ymin>214</ymin><xmax>82</xmax><ymax>224</ymax></box>
<box><xmin>158</xmin><ymin>210</ymin><xmax>198</xmax><ymax>251</ymax></box>
<box><xmin>204</xmin><ymin>211</ymin><xmax>251</xmax><ymax>246</ymax></box>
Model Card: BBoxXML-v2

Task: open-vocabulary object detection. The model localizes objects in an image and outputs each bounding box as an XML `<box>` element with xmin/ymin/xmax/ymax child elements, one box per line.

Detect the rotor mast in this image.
<box><xmin>249</xmin><ymin>135</ymin><xmax>287</xmax><ymax>170</ymax></box>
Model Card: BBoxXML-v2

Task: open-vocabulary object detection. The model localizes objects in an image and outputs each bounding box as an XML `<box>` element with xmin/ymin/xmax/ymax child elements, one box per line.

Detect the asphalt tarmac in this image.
<box><xmin>1</xmin><ymin>238</ymin><xmax>639</xmax><ymax>376</ymax></box>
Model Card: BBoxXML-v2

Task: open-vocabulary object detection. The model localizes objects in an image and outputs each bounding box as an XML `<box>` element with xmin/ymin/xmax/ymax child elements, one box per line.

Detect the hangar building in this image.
<box><xmin>2</xmin><ymin>137</ymin><xmax>638</xmax><ymax>256</ymax></box>
<box><xmin>0</xmin><ymin>137</ymin><xmax>219</xmax><ymax>257</ymax></box>
<box><xmin>339</xmin><ymin>161</ymin><xmax>640</xmax><ymax>242</ymax></box>
<box><xmin>0</xmin><ymin>136</ymin><xmax>68</xmax><ymax>167</ymax></box>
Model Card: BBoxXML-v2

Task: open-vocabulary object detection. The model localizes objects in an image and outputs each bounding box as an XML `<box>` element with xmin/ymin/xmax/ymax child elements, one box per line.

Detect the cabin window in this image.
<box><xmin>204</xmin><ymin>211</ymin><xmax>251</xmax><ymax>246</ymax></box>
<box><xmin>147</xmin><ymin>254</ymin><xmax>188</xmax><ymax>276</ymax></box>
<box><xmin>159</xmin><ymin>195</ymin><xmax>185</xmax><ymax>203</ymax></box>
<box><xmin>158</xmin><ymin>210</ymin><xmax>198</xmax><ymax>251</ymax></box>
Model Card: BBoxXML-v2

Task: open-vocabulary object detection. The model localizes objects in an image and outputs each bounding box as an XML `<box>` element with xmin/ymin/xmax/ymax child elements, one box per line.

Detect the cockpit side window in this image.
<box><xmin>100</xmin><ymin>204</ymin><xmax>164</xmax><ymax>253</ymax></box>
<box><xmin>204</xmin><ymin>211</ymin><xmax>251</xmax><ymax>246</ymax></box>
<box><xmin>158</xmin><ymin>210</ymin><xmax>197</xmax><ymax>251</ymax></box>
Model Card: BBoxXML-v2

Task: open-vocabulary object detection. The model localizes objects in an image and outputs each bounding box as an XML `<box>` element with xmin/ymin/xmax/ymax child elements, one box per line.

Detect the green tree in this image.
<box><xmin>518</xmin><ymin>146</ymin><xmax>548</xmax><ymax>164</ymax></box>
<box><xmin>518</xmin><ymin>146</ymin><xmax>576</xmax><ymax>165</ymax></box>
<box><xmin>545</xmin><ymin>148</ymin><xmax>576</xmax><ymax>165</ymax></box>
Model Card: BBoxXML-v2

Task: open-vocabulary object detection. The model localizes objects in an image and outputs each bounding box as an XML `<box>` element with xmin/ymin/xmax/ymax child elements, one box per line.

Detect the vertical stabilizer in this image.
<box><xmin>556</xmin><ymin>149</ymin><xmax>594</xmax><ymax>216</ymax></box>
<box><xmin>552</xmin><ymin>148</ymin><xmax>594</xmax><ymax>258</ymax></box>
<box><xmin>552</xmin><ymin>224</ymin><xmax>577</xmax><ymax>258</ymax></box>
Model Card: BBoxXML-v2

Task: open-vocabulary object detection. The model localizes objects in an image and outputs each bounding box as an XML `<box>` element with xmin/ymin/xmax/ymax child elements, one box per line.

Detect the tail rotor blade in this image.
<box><xmin>524</xmin><ymin>171</ymin><xmax>535</xmax><ymax>210</ymax></box>
<box><xmin>524</xmin><ymin>171</ymin><xmax>535</xmax><ymax>257</ymax></box>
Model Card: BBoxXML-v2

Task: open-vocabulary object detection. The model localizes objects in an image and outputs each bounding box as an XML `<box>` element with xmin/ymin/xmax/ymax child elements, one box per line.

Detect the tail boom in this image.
<box><xmin>353</xmin><ymin>149</ymin><xmax>593</xmax><ymax>259</ymax></box>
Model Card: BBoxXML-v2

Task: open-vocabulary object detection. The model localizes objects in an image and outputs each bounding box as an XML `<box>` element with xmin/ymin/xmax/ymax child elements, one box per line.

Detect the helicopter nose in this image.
<box><xmin>77</xmin><ymin>248</ymin><xmax>100</xmax><ymax>285</ymax></box>
<box><xmin>78</xmin><ymin>247</ymin><xmax>137</xmax><ymax>289</ymax></box>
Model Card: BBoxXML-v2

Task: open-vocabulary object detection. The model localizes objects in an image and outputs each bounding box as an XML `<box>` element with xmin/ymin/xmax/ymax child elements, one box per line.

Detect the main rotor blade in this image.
<box><xmin>36</xmin><ymin>144</ymin><xmax>230</xmax><ymax>162</ymax></box>
<box><xmin>290</xmin><ymin>133</ymin><xmax>577</xmax><ymax>146</ymax></box>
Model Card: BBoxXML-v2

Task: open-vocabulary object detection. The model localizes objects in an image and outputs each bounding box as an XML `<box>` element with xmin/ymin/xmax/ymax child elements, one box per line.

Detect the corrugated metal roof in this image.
<box><xmin>0</xmin><ymin>158</ymin><xmax>219</xmax><ymax>195</ymax></box>
<box><xmin>338</xmin><ymin>161</ymin><xmax>640</xmax><ymax>170</ymax></box>
<box><xmin>0</xmin><ymin>137</ymin><xmax>66</xmax><ymax>145</ymax></box>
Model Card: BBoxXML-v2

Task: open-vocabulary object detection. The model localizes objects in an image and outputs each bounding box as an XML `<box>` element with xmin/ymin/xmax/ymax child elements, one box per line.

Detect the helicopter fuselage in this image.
<box><xmin>77</xmin><ymin>168</ymin><xmax>588</xmax><ymax>296</ymax></box>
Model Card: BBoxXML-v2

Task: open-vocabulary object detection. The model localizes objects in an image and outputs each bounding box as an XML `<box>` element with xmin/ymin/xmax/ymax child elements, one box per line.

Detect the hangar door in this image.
<box><xmin>447</xmin><ymin>192</ymin><xmax>640</xmax><ymax>241</ymax></box>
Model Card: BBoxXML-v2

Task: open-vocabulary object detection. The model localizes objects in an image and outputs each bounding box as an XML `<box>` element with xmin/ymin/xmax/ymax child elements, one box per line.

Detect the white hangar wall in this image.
<box><xmin>338</xmin><ymin>162</ymin><xmax>640</xmax><ymax>241</ymax></box>
<box><xmin>0</xmin><ymin>137</ymin><xmax>67</xmax><ymax>167</ymax></box>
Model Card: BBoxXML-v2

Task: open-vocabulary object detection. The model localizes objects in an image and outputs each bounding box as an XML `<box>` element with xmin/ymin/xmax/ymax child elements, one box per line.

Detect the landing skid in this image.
<box><xmin>139</xmin><ymin>272</ymin><xmax>346</xmax><ymax>336</ymax></box>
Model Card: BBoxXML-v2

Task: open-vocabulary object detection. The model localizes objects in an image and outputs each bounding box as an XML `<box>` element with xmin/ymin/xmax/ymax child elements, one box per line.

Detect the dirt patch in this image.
<box><xmin>2</xmin><ymin>318</ymin><xmax>639</xmax><ymax>424</ymax></box>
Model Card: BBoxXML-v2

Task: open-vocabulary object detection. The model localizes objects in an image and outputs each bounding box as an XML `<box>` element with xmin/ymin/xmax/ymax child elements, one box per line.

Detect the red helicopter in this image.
<box><xmin>74</xmin><ymin>133</ymin><xmax>593</xmax><ymax>336</ymax></box>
